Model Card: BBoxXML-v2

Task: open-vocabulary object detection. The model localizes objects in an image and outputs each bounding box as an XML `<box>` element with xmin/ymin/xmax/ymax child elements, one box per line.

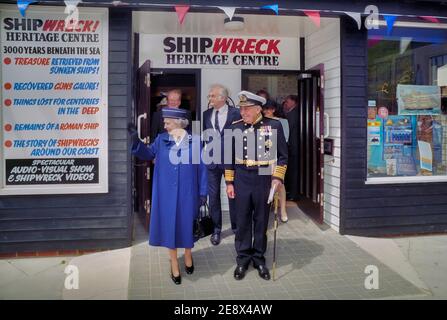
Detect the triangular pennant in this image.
<box><xmin>175</xmin><ymin>5</ymin><xmax>190</xmax><ymax>25</ymax></box>
<box><xmin>400</xmin><ymin>37</ymin><xmax>412</xmax><ymax>54</ymax></box>
<box><xmin>420</xmin><ymin>16</ymin><xmax>440</xmax><ymax>24</ymax></box>
<box><xmin>345</xmin><ymin>11</ymin><xmax>362</xmax><ymax>30</ymax></box>
<box><xmin>383</xmin><ymin>15</ymin><xmax>397</xmax><ymax>35</ymax></box>
<box><xmin>218</xmin><ymin>6</ymin><xmax>236</xmax><ymax>20</ymax></box>
<box><xmin>261</xmin><ymin>4</ymin><xmax>279</xmax><ymax>15</ymax></box>
<box><xmin>368</xmin><ymin>36</ymin><xmax>383</xmax><ymax>48</ymax></box>
<box><xmin>64</xmin><ymin>1</ymin><xmax>81</xmax><ymax>30</ymax></box>
<box><xmin>17</xmin><ymin>0</ymin><xmax>37</xmax><ymax>17</ymax></box>
<box><xmin>303</xmin><ymin>10</ymin><xmax>320</xmax><ymax>27</ymax></box>
<box><xmin>64</xmin><ymin>0</ymin><xmax>81</xmax><ymax>6</ymax></box>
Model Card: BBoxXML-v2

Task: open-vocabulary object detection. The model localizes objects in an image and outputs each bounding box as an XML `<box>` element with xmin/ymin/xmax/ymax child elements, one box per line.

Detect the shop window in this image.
<box><xmin>367</xmin><ymin>24</ymin><xmax>447</xmax><ymax>182</ymax></box>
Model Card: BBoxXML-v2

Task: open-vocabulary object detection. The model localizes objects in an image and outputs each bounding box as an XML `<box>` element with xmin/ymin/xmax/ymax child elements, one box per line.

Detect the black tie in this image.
<box><xmin>214</xmin><ymin>110</ymin><xmax>220</xmax><ymax>132</ymax></box>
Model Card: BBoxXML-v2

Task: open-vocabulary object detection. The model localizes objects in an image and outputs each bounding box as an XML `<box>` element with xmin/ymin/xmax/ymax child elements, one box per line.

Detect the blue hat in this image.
<box><xmin>237</xmin><ymin>90</ymin><xmax>266</xmax><ymax>107</ymax></box>
<box><xmin>161</xmin><ymin>107</ymin><xmax>189</xmax><ymax>119</ymax></box>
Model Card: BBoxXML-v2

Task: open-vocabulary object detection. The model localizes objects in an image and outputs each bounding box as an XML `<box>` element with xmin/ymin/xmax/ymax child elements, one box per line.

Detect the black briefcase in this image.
<box><xmin>193</xmin><ymin>203</ymin><xmax>214</xmax><ymax>242</ymax></box>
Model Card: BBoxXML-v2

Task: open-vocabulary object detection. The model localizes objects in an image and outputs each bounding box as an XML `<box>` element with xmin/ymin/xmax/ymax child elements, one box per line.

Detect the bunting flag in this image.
<box><xmin>345</xmin><ymin>11</ymin><xmax>362</xmax><ymax>30</ymax></box>
<box><xmin>400</xmin><ymin>37</ymin><xmax>412</xmax><ymax>54</ymax></box>
<box><xmin>64</xmin><ymin>0</ymin><xmax>81</xmax><ymax>29</ymax></box>
<box><xmin>383</xmin><ymin>14</ymin><xmax>397</xmax><ymax>35</ymax></box>
<box><xmin>218</xmin><ymin>6</ymin><xmax>236</xmax><ymax>20</ymax></box>
<box><xmin>261</xmin><ymin>4</ymin><xmax>279</xmax><ymax>15</ymax></box>
<box><xmin>420</xmin><ymin>16</ymin><xmax>440</xmax><ymax>24</ymax></box>
<box><xmin>175</xmin><ymin>5</ymin><xmax>190</xmax><ymax>25</ymax></box>
<box><xmin>303</xmin><ymin>10</ymin><xmax>321</xmax><ymax>27</ymax></box>
<box><xmin>17</xmin><ymin>0</ymin><xmax>37</xmax><ymax>17</ymax></box>
<box><xmin>368</xmin><ymin>36</ymin><xmax>383</xmax><ymax>48</ymax></box>
<box><xmin>64</xmin><ymin>0</ymin><xmax>82</xmax><ymax>13</ymax></box>
<box><xmin>111</xmin><ymin>0</ymin><xmax>130</xmax><ymax>6</ymax></box>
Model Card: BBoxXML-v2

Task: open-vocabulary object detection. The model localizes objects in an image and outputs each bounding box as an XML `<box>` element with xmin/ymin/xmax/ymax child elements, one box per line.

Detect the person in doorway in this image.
<box><xmin>202</xmin><ymin>84</ymin><xmax>241</xmax><ymax>245</ymax></box>
<box><xmin>256</xmin><ymin>89</ymin><xmax>270</xmax><ymax>100</ymax></box>
<box><xmin>283</xmin><ymin>94</ymin><xmax>300</xmax><ymax>201</ymax></box>
<box><xmin>225</xmin><ymin>91</ymin><xmax>288</xmax><ymax>281</ymax></box>
<box><xmin>262</xmin><ymin>99</ymin><xmax>290</xmax><ymax>223</ymax></box>
<box><xmin>257</xmin><ymin>89</ymin><xmax>285</xmax><ymax>118</ymax></box>
<box><xmin>128</xmin><ymin>107</ymin><xmax>208</xmax><ymax>285</ymax></box>
<box><xmin>150</xmin><ymin>89</ymin><xmax>183</xmax><ymax>142</ymax></box>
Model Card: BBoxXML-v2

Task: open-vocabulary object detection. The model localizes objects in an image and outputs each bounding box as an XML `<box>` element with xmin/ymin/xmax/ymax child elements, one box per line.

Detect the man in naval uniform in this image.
<box><xmin>224</xmin><ymin>91</ymin><xmax>288</xmax><ymax>281</ymax></box>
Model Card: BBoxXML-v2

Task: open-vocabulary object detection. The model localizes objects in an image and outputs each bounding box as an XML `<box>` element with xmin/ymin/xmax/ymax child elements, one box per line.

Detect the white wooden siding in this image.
<box><xmin>305</xmin><ymin>19</ymin><xmax>341</xmax><ymax>231</ymax></box>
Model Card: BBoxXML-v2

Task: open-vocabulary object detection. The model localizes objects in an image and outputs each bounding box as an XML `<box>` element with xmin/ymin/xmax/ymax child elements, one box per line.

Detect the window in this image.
<box><xmin>367</xmin><ymin>24</ymin><xmax>447</xmax><ymax>182</ymax></box>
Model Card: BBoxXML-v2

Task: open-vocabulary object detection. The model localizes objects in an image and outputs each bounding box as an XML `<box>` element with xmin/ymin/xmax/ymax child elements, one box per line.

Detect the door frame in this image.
<box><xmin>297</xmin><ymin>68</ymin><xmax>325</xmax><ymax>224</ymax></box>
<box><xmin>308</xmin><ymin>64</ymin><xmax>325</xmax><ymax>225</ymax></box>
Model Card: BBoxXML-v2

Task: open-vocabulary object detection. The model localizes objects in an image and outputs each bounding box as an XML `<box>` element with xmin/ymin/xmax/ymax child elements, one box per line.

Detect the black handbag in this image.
<box><xmin>193</xmin><ymin>203</ymin><xmax>214</xmax><ymax>242</ymax></box>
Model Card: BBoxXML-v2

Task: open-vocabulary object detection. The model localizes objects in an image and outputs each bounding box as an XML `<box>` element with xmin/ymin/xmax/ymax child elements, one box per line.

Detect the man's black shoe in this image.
<box><xmin>233</xmin><ymin>265</ymin><xmax>247</xmax><ymax>280</ymax></box>
<box><xmin>255</xmin><ymin>265</ymin><xmax>271</xmax><ymax>280</ymax></box>
<box><xmin>210</xmin><ymin>232</ymin><xmax>221</xmax><ymax>246</ymax></box>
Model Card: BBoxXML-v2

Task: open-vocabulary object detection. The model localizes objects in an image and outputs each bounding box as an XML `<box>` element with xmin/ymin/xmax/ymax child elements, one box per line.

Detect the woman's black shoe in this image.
<box><xmin>170</xmin><ymin>262</ymin><xmax>182</xmax><ymax>285</ymax></box>
<box><xmin>171</xmin><ymin>272</ymin><xmax>182</xmax><ymax>285</ymax></box>
<box><xmin>185</xmin><ymin>260</ymin><xmax>194</xmax><ymax>274</ymax></box>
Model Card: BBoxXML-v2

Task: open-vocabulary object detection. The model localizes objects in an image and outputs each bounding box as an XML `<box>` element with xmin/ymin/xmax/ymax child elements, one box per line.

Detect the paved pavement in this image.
<box><xmin>128</xmin><ymin>202</ymin><xmax>428</xmax><ymax>300</ymax></box>
<box><xmin>394</xmin><ymin>236</ymin><xmax>447</xmax><ymax>299</ymax></box>
<box><xmin>0</xmin><ymin>256</ymin><xmax>67</xmax><ymax>299</ymax></box>
<box><xmin>1</xmin><ymin>202</ymin><xmax>446</xmax><ymax>300</ymax></box>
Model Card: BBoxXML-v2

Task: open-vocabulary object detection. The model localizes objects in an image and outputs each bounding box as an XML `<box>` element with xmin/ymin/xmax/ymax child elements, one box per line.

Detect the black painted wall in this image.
<box><xmin>339</xmin><ymin>17</ymin><xmax>447</xmax><ymax>236</ymax></box>
<box><xmin>0</xmin><ymin>9</ymin><xmax>134</xmax><ymax>253</ymax></box>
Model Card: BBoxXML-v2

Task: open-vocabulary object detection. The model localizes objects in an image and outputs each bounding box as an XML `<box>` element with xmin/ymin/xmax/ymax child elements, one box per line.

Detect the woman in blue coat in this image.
<box><xmin>128</xmin><ymin>107</ymin><xmax>207</xmax><ymax>285</ymax></box>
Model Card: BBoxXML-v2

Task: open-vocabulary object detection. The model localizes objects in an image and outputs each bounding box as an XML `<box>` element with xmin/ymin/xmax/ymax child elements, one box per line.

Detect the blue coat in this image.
<box><xmin>131</xmin><ymin>133</ymin><xmax>208</xmax><ymax>249</ymax></box>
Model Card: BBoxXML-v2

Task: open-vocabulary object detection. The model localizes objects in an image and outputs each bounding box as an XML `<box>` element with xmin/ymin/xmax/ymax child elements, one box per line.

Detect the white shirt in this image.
<box><xmin>211</xmin><ymin>104</ymin><xmax>228</xmax><ymax>132</ymax></box>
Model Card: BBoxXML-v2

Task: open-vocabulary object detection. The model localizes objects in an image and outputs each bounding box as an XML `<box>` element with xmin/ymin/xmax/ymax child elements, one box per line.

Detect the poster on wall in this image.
<box><xmin>382</xmin><ymin>115</ymin><xmax>418</xmax><ymax>176</ymax></box>
<box><xmin>367</xmin><ymin>120</ymin><xmax>381</xmax><ymax>145</ymax></box>
<box><xmin>397</xmin><ymin>84</ymin><xmax>441</xmax><ymax>115</ymax></box>
<box><xmin>139</xmin><ymin>34</ymin><xmax>300</xmax><ymax>69</ymax></box>
<box><xmin>0</xmin><ymin>5</ymin><xmax>109</xmax><ymax>195</ymax></box>
<box><xmin>418</xmin><ymin>140</ymin><xmax>433</xmax><ymax>172</ymax></box>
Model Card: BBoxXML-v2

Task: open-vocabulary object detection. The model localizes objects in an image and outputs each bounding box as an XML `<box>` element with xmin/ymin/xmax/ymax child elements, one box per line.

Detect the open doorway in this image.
<box><xmin>242</xmin><ymin>70</ymin><xmax>324</xmax><ymax>223</ymax></box>
<box><xmin>150</xmin><ymin>69</ymin><xmax>201</xmax><ymax>122</ymax></box>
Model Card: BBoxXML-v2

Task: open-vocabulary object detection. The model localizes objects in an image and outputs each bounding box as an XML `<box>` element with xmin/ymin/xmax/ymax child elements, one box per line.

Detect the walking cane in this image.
<box><xmin>272</xmin><ymin>191</ymin><xmax>279</xmax><ymax>281</ymax></box>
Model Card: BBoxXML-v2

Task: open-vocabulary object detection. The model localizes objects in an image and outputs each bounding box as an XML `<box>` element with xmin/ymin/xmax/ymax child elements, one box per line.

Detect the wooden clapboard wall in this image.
<box><xmin>0</xmin><ymin>9</ymin><xmax>133</xmax><ymax>254</ymax></box>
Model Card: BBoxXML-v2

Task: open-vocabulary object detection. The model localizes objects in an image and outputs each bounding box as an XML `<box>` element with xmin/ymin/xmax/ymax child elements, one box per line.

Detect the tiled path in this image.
<box><xmin>128</xmin><ymin>203</ymin><xmax>427</xmax><ymax>300</ymax></box>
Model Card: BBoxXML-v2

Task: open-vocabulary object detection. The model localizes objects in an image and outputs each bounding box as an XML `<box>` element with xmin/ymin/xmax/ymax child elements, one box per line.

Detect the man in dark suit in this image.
<box><xmin>202</xmin><ymin>84</ymin><xmax>241</xmax><ymax>246</ymax></box>
<box><xmin>284</xmin><ymin>95</ymin><xmax>299</xmax><ymax>201</ymax></box>
<box><xmin>150</xmin><ymin>89</ymin><xmax>183</xmax><ymax>142</ymax></box>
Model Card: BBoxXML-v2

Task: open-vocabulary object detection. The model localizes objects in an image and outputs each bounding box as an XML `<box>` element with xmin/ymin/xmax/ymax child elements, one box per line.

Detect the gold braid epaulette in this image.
<box><xmin>231</xmin><ymin>119</ymin><xmax>244</xmax><ymax>125</ymax></box>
